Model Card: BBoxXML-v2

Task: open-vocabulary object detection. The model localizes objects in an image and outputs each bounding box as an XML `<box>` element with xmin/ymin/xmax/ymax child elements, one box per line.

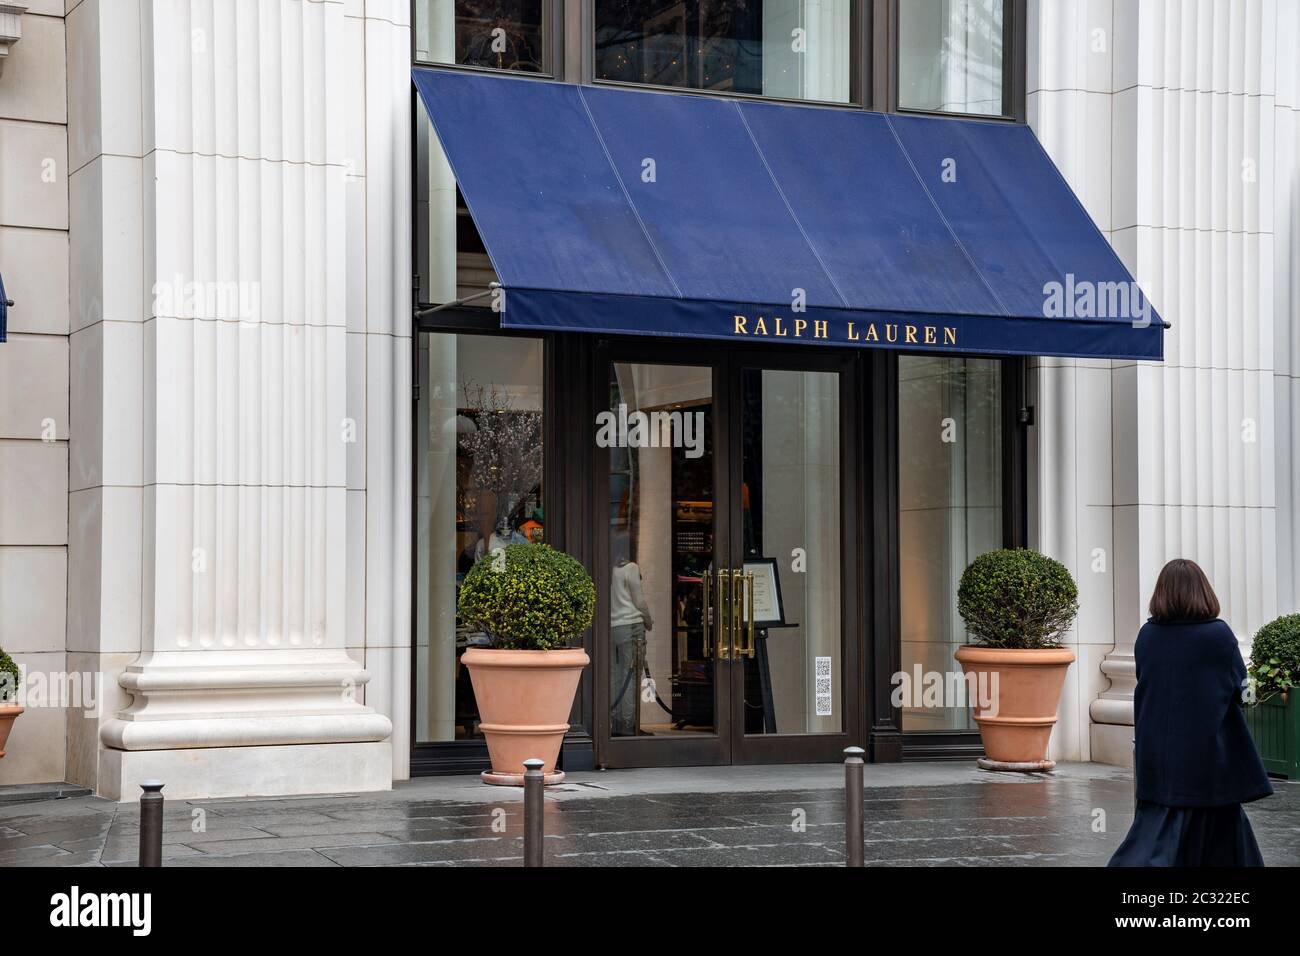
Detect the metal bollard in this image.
<box><xmin>139</xmin><ymin>780</ymin><xmax>164</xmax><ymax>868</ymax></box>
<box><xmin>844</xmin><ymin>747</ymin><xmax>865</xmax><ymax>868</ymax></box>
<box><xmin>523</xmin><ymin>758</ymin><xmax>545</xmax><ymax>868</ymax></box>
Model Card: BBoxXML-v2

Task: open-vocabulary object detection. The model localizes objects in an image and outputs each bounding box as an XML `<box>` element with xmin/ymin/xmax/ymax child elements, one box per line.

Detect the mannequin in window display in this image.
<box><xmin>474</xmin><ymin>520</ymin><xmax>515</xmax><ymax>562</ymax></box>
<box><xmin>466</xmin><ymin>491</ymin><xmax>531</xmax><ymax>564</ymax></box>
<box><xmin>610</xmin><ymin>531</ymin><xmax>654</xmax><ymax>737</ymax></box>
<box><xmin>461</xmin><ymin>490</ymin><xmax>501</xmax><ymax>570</ymax></box>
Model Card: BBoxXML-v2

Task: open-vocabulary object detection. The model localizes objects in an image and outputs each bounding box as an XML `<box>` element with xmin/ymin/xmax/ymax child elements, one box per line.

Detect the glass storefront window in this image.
<box><xmin>415</xmin><ymin>332</ymin><xmax>545</xmax><ymax>743</ymax></box>
<box><xmin>898</xmin><ymin>357</ymin><xmax>1002</xmax><ymax>732</ymax></box>
<box><xmin>594</xmin><ymin>0</ymin><xmax>853</xmax><ymax>104</ymax></box>
<box><xmin>415</xmin><ymin>0</ymin><xmax>548</xmax><ymax>73</ymax></box>
<box><xmin>898</xmin><ymin>0</ymin><xmax>1006</xmax><ymax>115</ymax></box>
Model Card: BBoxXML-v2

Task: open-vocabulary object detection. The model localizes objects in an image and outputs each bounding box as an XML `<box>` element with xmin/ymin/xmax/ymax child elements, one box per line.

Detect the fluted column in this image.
<box><xmin>1273</xmin><ymin>3</ymin><xmax>1300</xmax><ymax>616</ymax></box>
<box><xmin>359</xmin><ymin>0</ymin><xmax>414</xmax><ymax>781</ymax></box>
<box><xmin>71</xmin><ymin>0</ymin><xmax>391</xmax><ymax>800</ymax></box>
<box><xmin>1030</xmin><ymin>0</ymin><xmax>1284</xmax><ymax>765</ymax></box>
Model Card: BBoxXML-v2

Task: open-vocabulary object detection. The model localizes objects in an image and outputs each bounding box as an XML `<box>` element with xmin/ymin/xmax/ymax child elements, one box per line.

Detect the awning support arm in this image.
<box><xmin>412</xmin><ymin>282</ymin><xmax>501</xmax><ymax>321</ymax></box>
<box><xmin>410</xmin><ymin>280</ymin><xmax>504</xmax><ymax>402</ymax></box>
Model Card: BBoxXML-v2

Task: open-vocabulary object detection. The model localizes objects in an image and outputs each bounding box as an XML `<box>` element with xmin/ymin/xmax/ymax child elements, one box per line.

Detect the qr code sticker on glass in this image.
<box><xmin>815</xmin><ymin>657</ymin><xmax>831</xmax><ymax>678</ymax></box>
<box><xmin>815</xmin><ymin>676</ymin><xmax>832</xmax><ymax>696</ymax></box>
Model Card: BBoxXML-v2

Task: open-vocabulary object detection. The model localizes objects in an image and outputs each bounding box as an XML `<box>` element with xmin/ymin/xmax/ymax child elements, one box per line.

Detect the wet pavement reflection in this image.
<box><xmin>2</xmin><ymin>773</ymin><xmax>1296</xmax><ymax>867</ymax></box>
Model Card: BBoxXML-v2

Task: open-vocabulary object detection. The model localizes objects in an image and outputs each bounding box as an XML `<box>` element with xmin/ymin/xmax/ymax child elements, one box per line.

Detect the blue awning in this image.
<box><xmin>412</xmin><ymin>69</ymin><xmax>1163</xmax><ymax>361</ymax></box>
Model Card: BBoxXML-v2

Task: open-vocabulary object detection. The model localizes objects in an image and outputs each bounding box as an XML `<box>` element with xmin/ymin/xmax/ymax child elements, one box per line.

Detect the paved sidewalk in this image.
<box><xmin>1</xmin><ymin>762</ymin><xmax>1296</xmax><ymax>867</ymax></box>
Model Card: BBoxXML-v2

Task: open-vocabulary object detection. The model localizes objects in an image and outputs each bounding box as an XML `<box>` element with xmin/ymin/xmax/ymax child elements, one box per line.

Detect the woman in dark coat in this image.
<box><xmin>1108</xmin><ymin>559</ymin><xmax>1273</xmax><ymax>867</ymax></box>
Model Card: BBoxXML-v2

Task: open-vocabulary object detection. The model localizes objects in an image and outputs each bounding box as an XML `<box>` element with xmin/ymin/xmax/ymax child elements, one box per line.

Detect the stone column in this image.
<box><xmin>68</xmin><ymin>0</ymin><xmax>392</xmax><ymax>801</ymax></box>
<box><xmin>358</xmin><ymin>0</ymin><xmax>414</xmax><ymax>783</ymax></box>
<box><xmin>1029</xmin><ymin>0</ymin><xmax>1284</xmax><ymax>765</ymax></box>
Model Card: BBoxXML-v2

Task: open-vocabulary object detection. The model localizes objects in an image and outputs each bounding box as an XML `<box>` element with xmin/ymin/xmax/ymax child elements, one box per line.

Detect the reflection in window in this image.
<box><xmin>607</xmin><ymin>363</ymin><xmax>716</xmax><ymax>738</ymax></box>
<box><xmin>594</xmin><ymin>0</ymin><xmax>852</xmax><ymax>103</ymax></box>
<box><xmin>898</xmin><ymin>0</ymin><xmax>1005</xmax><ymax>115</ymax></box>
<box><xmin>415</xmin><ymin>333</ymin><xmax>545</xmax><ymax>742</ymax></box>
<box><xmin>898</xmin><ymin>357</ymin><xmax>1001</xmax><ymax>732</ymax></box>
<box><xmin>741</xmin><ymin>368</ymin><xmax>842</xmax><ymax>735</ymax></box>
<box><xmin>415</xmin><ymin>0</ymin><xmax>547</xmax><ymax>73</ymax></box>
<box><xmin>415</xmin><ymin>115</ymin><xmax>494</xmax><ymax>308</ymax></box>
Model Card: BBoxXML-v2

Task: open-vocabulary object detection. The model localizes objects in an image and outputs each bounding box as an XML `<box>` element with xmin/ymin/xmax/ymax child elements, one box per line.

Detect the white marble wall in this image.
<box><xmin>0</xmin><ymin>0</ymin><xmax>69</xmax><ymax>786</ymax></box>
<box><xmin>1029</xmin><ymin>0</ymin><xmax>1288</xmax><ymax>764</ymax></box>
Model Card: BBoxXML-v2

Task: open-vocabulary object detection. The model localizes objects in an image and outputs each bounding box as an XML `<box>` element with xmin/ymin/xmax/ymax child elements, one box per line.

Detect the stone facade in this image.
<box><xmin>1</xmin><ymin>0</ymin><xmax>412</xmax><ymax>799</ymax></box>
<box><xmin>0</xmin><ymin>0</ymin><xmax>69</xmax><ymax>787</ymax></box>
<box><xmin>0</xmin><ymin>0</ymin><xmax>1295</xmax><ymax>795</ymax></box>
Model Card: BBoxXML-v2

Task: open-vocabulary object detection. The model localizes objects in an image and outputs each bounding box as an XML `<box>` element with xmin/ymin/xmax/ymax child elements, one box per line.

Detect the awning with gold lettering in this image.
<box><xmin>412</xmin><ymin>68</ymin><xmax>1164</xmax><ymax>361</ymax></box>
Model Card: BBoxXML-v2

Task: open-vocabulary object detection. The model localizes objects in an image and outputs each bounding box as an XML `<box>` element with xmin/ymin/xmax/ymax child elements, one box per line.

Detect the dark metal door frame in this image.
<box><xmin>725</xmin><ymin>347</ymin><xmax>865</xmax><ymax>765</ymax></box>
<box><xmin>593</xmin><ymin>337</ymin><xmax>734</xmax><ymax>769</ymax></box>
<box><xmin>406</xmin><ymin>327</ymin><xmax>1024</xmax><ymax>774</ymax></box>
<box><xmin>591</xmin><ymin>337</ymin><xmax>866</xmax><ymax>768</ymax></box>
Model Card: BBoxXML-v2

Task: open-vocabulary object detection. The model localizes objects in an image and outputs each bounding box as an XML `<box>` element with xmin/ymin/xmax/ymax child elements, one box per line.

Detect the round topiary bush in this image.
<box><xmin>957</xmin><ymin>548</ymin><xmax>1079</xmax><ymax>649</ymax></box>
<box><xmin>1248</xmin><ymin>613</ymin><xmax>1300</xmax><ymax>701</ymax></box>
<box><xmin>0</xmin><ymin>649</ymin><xmax>20</xmax><ymax>703</ymax></box>
<box><xmin>458</xmin><ymin>542</ymin><xmax>596</xmax><ymax>650</ymax></box>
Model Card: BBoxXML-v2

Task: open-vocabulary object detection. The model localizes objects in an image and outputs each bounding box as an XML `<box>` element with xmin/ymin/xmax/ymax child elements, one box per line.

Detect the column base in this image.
<box><xmin>95</xmin><ymin>650</ymin><xmax>394</xmax><ymax>801</ymax></box>
<box><xmin>98</xmin><ymin>740</ymin><xmax>392</xmax><ymax>802</ymax></box>
<box><xmin>1089</xmin><ymin>722</ymin><xmax>1135</xmax><ymax>768</ymax></box>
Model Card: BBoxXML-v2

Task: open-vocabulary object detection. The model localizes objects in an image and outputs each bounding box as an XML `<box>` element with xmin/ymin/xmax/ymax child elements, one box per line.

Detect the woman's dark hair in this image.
<box><xmin>1149</xmin><ymin>558</ymin><xmax>1221</xmax><ymax>623</ymax></box>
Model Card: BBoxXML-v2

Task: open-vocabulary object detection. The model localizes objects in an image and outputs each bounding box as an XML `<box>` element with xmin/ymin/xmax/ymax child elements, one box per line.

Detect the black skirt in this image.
<box><xmin>1108</xmin><ymin>800</ymin><xmax>1264</xmax><ymax>867</ymax></box>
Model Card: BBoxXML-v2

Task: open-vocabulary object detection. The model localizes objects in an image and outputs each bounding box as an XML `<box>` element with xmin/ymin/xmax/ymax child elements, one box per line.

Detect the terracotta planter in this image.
<box><xmin>954</xmin><ymin>646</ymin><xmax>1075</xmax><ymax>772</ymax></box>
<box><xmin>463</xmin><ymin>647</ymin><xmax>589</xmax><ymax>786</ymax></box>
<box><xmin>0</xmin><ymin>704</ymin><xmax>23</xmax><ymax>758</ymax></box>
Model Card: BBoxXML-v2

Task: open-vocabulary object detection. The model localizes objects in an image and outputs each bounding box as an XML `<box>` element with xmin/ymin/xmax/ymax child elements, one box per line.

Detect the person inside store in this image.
<box><xmin>518</xmin><ymin>503</ymin><xmax>544</xmax><ymax>543</ymax></box>
<box><xmin>610</xmin><ymin>531</ymin><xmax>653</xmax><ymax>737</ymax></box>
<box><xmin>1108</xmin><ymin>558</ymin><xmax>1273</xmax><ymax>866</ymax></box>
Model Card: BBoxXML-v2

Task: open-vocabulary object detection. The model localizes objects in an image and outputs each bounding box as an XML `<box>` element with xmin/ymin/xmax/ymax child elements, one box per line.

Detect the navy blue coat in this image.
<box><xmin>1133</xmin><ymin>618</ymin><xmax>1273</xmax><ymax>807</ymax></box>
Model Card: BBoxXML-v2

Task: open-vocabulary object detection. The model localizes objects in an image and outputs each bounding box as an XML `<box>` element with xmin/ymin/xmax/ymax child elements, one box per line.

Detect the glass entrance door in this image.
<box><xmin>727</xmin><ymin>356</ymin><xmax>859</xmax><ymax>763</ymax></box>
<box><xmin>598</xmin><ymin>353</ymin><xmax>731</xmax><ymax>767</ymax></box>
<box><xmin>596</xmin><ymin>344</ymin><xmax>859</xmax><ymax>768</ymax></box>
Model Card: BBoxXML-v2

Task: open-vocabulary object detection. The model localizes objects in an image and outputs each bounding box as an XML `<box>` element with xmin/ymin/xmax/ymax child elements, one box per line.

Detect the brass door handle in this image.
<box><xmin>715</xmin><ymin>569</ymin><xmax>730</xmax><ymax>660</ymax></box>
<box><xmin>730</xmin><ymin>569</ymin><xmax>743</xmax><ymax>660</ymax></box>
<box><xmin>701</xmin><ymin>570</ymin><xmax>711</xmax><ymax>658</ymax></box>
<box><xmin>730</xmin><ymin>569</ymin><xmax>755</xmax><ymax>660</ymax></box>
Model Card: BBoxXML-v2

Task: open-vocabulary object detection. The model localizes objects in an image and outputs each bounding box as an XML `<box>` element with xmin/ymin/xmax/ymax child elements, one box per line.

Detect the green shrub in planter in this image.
<box><xmin>957</xmin><ymin>548</ymin><xmax>1080</xmax><ymax>649</ymax></box>
<box><xmin>1248</xmin><ymin>613</ymin><xmax>1300</xmax><ymax>702</ymax></box>
<box><xmin>458</xmin><ymin>543</ymin><xmax>596</xmax><ymax>650</ymax></box>
<box><xmin>0</xmin><ymin>649</ymin><xmax>19</xmax><ymax>703</ymax></box>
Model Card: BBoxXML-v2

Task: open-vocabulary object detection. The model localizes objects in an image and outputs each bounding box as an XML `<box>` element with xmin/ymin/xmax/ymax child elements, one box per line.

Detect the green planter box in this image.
<box><xmin>1246</xmin><ymin>693</ymin><xmax>1300</xmax><ymax>780</ymax></box>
